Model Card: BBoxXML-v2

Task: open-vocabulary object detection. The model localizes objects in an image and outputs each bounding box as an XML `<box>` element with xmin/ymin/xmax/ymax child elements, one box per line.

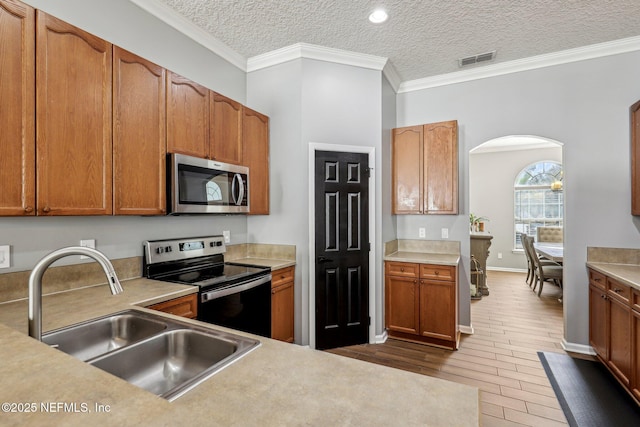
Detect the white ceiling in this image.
<box><xmin>155</xmin><ymin>0</ymin><xmax>640</xmax><ymax>83</ymax></box>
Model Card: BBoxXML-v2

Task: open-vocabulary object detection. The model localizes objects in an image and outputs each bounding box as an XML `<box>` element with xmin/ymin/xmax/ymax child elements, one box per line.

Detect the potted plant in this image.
<box><xmin>469</xmin><ymin>213</ymin><xmax>489</xmax><ymax>232</ymax></box>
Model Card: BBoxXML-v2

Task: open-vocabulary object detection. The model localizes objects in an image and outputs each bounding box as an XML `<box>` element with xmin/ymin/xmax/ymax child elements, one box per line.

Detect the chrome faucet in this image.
<box><xmin>28</xmin><ymin>246</ymin><xmax>124</xmax><ymax>341</ymax></box>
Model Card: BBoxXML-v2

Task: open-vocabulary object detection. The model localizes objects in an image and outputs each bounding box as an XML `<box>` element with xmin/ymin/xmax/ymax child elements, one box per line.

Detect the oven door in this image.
<box><xmin>170</xmin><ymin>153</ymin><xmax>249</xmax><ymax>214</ymax></box>
<box><xmin>198</xmin><ymin>274</ymin><xmax>271</xmax><ymax>338</ymax></box>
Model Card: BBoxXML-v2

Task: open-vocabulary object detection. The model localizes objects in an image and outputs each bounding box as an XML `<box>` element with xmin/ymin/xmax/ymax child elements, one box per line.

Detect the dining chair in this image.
<box><xmin>521</xmin><ymin>234</ymin><xmax>558</xmax><ymax>288</ymax></box>
<box><xmin>523</xmin><ymin>236</ymin><xmax>563</xmax><ymax>296</ymax></box>
<box><xmin>536</xmin><ymin>226</ymin><xmax>563</xmax><ymax>243</ymax></box>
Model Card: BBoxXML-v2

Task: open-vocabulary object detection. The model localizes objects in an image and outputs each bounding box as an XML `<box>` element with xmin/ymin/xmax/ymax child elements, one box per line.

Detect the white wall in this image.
<box><xmin>247</xmin><ymin>59</ymin><xmax>384</xmax><ymax>345</ymax></box>
<box><xmin>2</xmin><ymin>0</ymin><xmax>248</xmax><ymax>272</ymax></box>
<box><xmin>470</xmin><ymin>146</ymin><xmax>562</xmax><ymax>270</ymax></box>
<box><xmin>399</xmin><ymin>51</ymin><xmax>640</xmax><ymax>348</ymax></box>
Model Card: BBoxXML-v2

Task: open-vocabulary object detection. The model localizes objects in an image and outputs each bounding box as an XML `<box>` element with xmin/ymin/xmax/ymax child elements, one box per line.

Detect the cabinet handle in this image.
<box><xmin>42</xmin><ymin>206</ymin><xmax>51</xmax><ymax>213</ymax></box>
<box><xmin>613</xmin><ymin>288</ymin><xmax>623</xmax><ymax>293</ymax></box>
<box><xmin>594</xmin><ymin>278</ymin><xmax>602</xmax><ymax>282</ymax></box>
<box><xmin>24</xmin><ymin>206</ymin><xmax>33</xmax><ymax>213</ymax></box>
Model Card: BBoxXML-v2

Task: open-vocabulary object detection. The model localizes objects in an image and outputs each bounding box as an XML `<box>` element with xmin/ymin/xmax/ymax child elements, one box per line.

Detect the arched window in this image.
<box><xmin>206</xmin><ymin>181</ymin><xmax>222</xmax><ymax>202</ymax></box>
<box><xmin>514</xmin><ymin>161</ymin><xmax>563</xmax><ymax>249</ymax></box>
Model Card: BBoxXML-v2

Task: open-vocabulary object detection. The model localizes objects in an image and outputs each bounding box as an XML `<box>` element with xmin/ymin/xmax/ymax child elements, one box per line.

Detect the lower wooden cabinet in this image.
<box><xmin>148</xmin><ymin>294</ymin><xmax>198</xmax><ymax>319</ymax></box>
<box><xmin>271</xmin><ymin>266</ymin><xmax>294</xmax><ymax>343</ymax></box>
<box><xmin>385</xmin><ymin>261</ymin><xmax>459</xmax><ymax>350</ymax></box>
<box><xmin>588</xmin><ymin>268</ymin><xmax>638</xmax><ymax>402</ymax></box>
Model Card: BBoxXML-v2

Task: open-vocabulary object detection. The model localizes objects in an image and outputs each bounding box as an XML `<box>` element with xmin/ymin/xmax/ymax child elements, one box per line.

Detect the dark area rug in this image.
<box><xmin>538</xmin><ymin>351</ymin><xmax>640</xmax><ymax>426</ymax></box>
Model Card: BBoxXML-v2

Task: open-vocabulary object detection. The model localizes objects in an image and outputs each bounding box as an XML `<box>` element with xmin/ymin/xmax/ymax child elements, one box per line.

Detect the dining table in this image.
<box><xmin>534</xmin><ymin>241</ymin><xmax>564</xmax><ymax>263</ymax></box>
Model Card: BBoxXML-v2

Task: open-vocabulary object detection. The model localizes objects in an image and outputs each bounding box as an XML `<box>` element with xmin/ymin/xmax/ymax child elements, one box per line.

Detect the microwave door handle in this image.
<box><xmin>232</xmin><ymin>174</ymin><xmax>244</xmax><ymax>206</ymax></box>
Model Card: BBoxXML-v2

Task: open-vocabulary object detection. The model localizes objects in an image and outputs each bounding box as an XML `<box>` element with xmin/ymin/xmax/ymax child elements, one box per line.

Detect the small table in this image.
<box><xmin>534</xmin><ymin>242</ymin><xmax>563</xmax><ymax>263</ymax></box>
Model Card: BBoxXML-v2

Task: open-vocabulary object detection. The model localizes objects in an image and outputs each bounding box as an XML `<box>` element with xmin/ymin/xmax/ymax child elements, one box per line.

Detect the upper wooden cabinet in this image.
<box><xmin>211</xmin><ymin>93</ymin><xmax>243</xmax><ymax>164</ymax></box>
<box><xmin>113</xmin><ymin>47</ymin><xmax>166</xmax><ymax>215</ymax></box>
<box><xmin>631</xmin><ymin>100</ymin><xmax>640</xmax><ymax>215</ymax></box>
<box><xmin>166</xmin><ymin>71</ymin><xmax>210</xmax><ymax>159</ymax></box>
<box><xmin>0</xmin><ymin>0</ymin><xmax>35</xmax><ymax>216</ymax></box>
<box><xmin>392</xmin><ymin>120</ymin><xmax>458</xmax><ymax>215</ymax></box>
<box><xmin>243</xmin><ymin>107</ymin><xmax>270</xmax><ymax>215</ymax></box>
<box><xmin>36</xmin><ymin>11</ymin><xmax>113</xmax><ymax>215</ymax></box>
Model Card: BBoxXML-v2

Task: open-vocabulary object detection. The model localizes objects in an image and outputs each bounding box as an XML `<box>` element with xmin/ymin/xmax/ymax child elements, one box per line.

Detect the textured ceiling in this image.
<box><xmin>159</xmin><ymin>0</ymin><xmax>640</xmax><ymax>82</ymax></box>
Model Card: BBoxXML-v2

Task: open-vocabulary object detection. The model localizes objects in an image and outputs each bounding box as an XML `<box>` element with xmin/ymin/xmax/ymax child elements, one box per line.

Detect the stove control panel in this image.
<box><xmin>144</xmin><ymin>235</ymin><xmax>226</xmax><ymax>264</ymax></box>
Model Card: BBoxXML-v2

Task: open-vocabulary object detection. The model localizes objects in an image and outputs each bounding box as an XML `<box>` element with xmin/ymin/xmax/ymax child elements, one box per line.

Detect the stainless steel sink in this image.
<box><xmin>42</xmin><ymin>310</ymin><xmax>168</xmax><ymax>361</ymax></box>
<box><xmin>42</xmin><ymin>309</ymin><xmax>260</xmax><ymax>401</ymax></box>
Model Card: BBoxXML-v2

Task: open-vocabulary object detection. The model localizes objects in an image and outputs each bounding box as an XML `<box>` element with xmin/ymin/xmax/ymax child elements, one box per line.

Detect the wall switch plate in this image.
<box><xmin>418</xmin><ymin>227</ymin><xmax>426</xmax><ymax>238</ymax></box>
<box><xmin>0</xmin><ymin>245</ymin><xmax>10</xmax><ymax>269</ymax></box>
<box><xmin>80</xmin><ymin>239</ymin><xmax>96</xmax><ymax>259</ymax></box>
<box><xmin>222</xmin><ymin>231</ymin><xmax>231</xmax><ymax>243</ymax></box>
<box><xmin>498</xmin><ymin>252</ymin><xmax>503</xmax><ymax>259</ymax></box>
<box><xmin>441</xmin><ymin>228</ymin><xmax>449</xmax><ymax>239</ymax></box>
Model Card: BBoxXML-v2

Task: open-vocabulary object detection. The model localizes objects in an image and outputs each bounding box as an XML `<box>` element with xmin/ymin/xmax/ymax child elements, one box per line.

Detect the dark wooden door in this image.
<box><xmin>314</xmin><ymin>150</ymin><xmax>369</xmax><ymax>350</ymax></box>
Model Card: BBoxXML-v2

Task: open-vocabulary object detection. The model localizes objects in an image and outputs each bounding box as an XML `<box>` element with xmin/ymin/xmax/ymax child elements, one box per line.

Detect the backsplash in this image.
<box><xmin>225</xmin><ymin>243</ymin><xmax>296</xmax><ymax>262</ymax></box>
<box><xmin>587</xmin><ymin>247</ymin><xmax>640</xmax><ymax>264</ymax></box>
<box><xmin>385</xmin><ymin>239</ymin><xmax>461</xmax><ymax>256</ymax></box>
<box><xmin>0</xmin><ymin>257</ymin><xmax>141</xmax><ymax>304</ymax></box>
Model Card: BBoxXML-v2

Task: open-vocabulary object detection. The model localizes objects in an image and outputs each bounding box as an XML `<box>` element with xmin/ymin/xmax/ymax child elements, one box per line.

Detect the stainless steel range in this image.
<box><xmin>143</xmin><ymin>236</ymin><xmax>272</xmax><ymax>337</ymax></box>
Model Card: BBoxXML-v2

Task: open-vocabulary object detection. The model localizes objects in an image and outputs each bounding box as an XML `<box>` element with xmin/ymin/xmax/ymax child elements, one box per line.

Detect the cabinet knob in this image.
<box><xmin>24</xmin><ymin>206</ymin><xmax>34</xmax><ymax>213</ymax></box>
<box><xmin>400</xmin><ymin>268</ymin><xmax>405</xmax><ymax>272</ymax></box>
<box><xmin>434</xmin><ymin>271</ymin><xmax>440</xmax><ymax>275</ymax></box>
<box><xmin>42</xmin><ymin>206</ymin><xmax>51</xmax><ymax>213</ymax></box>
<box><xmin>613</xmin><ymin>288</ymin><xmax>623</xmax><ymax>293</ymax></box>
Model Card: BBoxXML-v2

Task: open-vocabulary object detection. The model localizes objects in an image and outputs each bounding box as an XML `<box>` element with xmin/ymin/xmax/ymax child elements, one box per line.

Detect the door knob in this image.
<box><xmin>317</xmin><ymin>256</ymin><xmax>331</xmax><ymax>263</ymax></box>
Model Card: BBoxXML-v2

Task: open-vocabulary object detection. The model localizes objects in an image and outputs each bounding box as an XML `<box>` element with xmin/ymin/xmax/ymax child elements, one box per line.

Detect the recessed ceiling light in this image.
<box><xmin>369</xmin><ymin>9</ymin><xmax>388</xmax><ymax>24</ymax></box>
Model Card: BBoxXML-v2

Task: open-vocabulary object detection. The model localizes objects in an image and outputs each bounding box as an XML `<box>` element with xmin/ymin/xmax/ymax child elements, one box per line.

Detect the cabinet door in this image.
<box><xmin>632</xmin><ymin>308</ymin><xmax>640</xmax><ymax>401</ymax></box>
<box><xmin>272</xmin><ymin>281</ymin><xmax>294</xmax><ymax>343</ymax></box>
<box><xmin>631</xmin><ymin>99</ymin><xmax>640</xmax><ymax>215</ymax></box>
<box><xmin>419</xmin><ymin>279</ymin><xmax>456</xmax><ymax>341</ymax></box>
<box><xmin>210</xmin><ymin>92</ymin><xmax>243</xmax><ymax>164</ymax></box>
<box><xmin>423</xmin><ymin>120</ymin><xmax>458</xmax><ymax>214</ymax></box>
<box><xmin>392</xmin><ymin>126</ymin><xmax>423</xmax><ymax>214</ymax></box>
<box><xmin>0</xmin><ymin>0</ymin><xmax>35</xmax><ymax>216</ymax></box>
<box><xmin>166</xmin><ymin>71</ymin><xmax>209</xmax><ymax>158</ymax></box>
<box><xmin>148</xmin><ymin>294</ymin><xmax>197</xmax><ymax>319</ymax></box>
<box><xmin>385</xmin><ymin>274</ymin><xmax>419</xmax><ymax>335</ymax></box>
<box><xmin>243</xmin><ymin>107</ymin><xmax>270</xmax><ymax>214</ymax></box>
<box><xmin>608</xmin><ymin>295</ymin><xmax>631</xmax><ymax>386</ymax></box>
<box><xmin>589</xmin><ymin>283</ymin><xmax>608</xmax><ymax>358</ymax></box>
<box><xmin>113</xmin><ymin>47</ymin><xmax>166</xmax><ymax>215</ymax></box>
<box><xmin>36</xmin><ymin>12</ymin><xmax>112</xmax><ymax>215</ymax></box>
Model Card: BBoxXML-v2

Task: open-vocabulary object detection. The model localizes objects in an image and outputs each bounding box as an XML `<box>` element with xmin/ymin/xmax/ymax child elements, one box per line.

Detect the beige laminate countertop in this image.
<box><xmin>0</xmin><ymin>279</ymin><xmax>479</xmax><ymax>426</ymax></box>
<box><xmin>586</xmin><ymin>262</ymin><xmax>640</xmax><ymax>292</ymax></box>
<box><xmin>228</xmin><ymin>257</ymin><xmax>296</xmax><ymax>270</ymax></box>
<box><xmin>384</xmin><ymin>251</ymin><xmax>460</xmax><ymax>266</ymax></box>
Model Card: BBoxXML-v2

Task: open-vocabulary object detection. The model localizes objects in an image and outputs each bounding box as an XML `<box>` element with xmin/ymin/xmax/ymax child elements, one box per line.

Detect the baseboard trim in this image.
<box><xmin>561</xmin><ymin>339</ymin><xmax>597</xmax><ymax>356</ymax></box>
<box><xmin>486</xmin><ymin>266</ymin><xmax>528</xmax><ymax>273</ymax></box>
<box><xmin>459</xmin><ymin>325</ymin><xmax>474</xmax><ymax>335</ymax></box>
<box><xmin>373</xmin><ymin>330</ymin><xmax>388</xmax><ymax>344</ymax></box>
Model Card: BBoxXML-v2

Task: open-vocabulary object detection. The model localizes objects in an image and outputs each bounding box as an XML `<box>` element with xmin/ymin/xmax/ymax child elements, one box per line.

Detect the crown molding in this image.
<box><xmin>399</xmin><ymin>35</ymin><xmax>640</xmax><ymax>93</ymax></box>
<box><xmin>382</xmin><ymin>61</ymin><xmax>402</xmax><ymax>93</ymax></box>
<box><xmin>247</xmin><ymin>43</ymin><xmax>388</xmax><ymax>73</ymax></box>
<box><xmin>129</xmin><ymin>0</ymin><xmax>247</xmax><ymax>71</ymax></box>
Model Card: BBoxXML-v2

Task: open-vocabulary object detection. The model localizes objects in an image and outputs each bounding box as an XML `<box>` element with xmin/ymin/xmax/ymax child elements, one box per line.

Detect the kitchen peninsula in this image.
<box><xmin>0</xmin><ymin>262</ymin><xmax>478</xmax><ymax>426</ymax></box>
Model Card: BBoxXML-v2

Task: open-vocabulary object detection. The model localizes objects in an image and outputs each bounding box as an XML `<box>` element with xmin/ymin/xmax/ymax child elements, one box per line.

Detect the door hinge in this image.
<box><xmin>368</xmin><ymin>316</ymin><xmax>371</xmax><ymax>326</ymax></box>
<box><xmin>365</xmin><ymin>167</ymin><xmax>371</xmax><ymax>178</ymax></box>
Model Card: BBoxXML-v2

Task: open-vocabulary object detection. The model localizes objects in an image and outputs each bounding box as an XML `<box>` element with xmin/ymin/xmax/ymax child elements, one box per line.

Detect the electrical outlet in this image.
<box><xmin>418</xmin><ymin>227</ymin><xmax>426</xmax><ymax>238</ymax></box>
<box><xmin>498</xmin><ymin>252</ymin><xmax>503</xmax><ymax>259</ymax></box>
<box><xmin>222</xmin><ymin>230</ymin><xmax>231</xmax><ymax>243</ymax></box>
<box><xmin>0</xmin><ymin>245</ymin><xmax>10</xmax><ymax>269</ymax></box>
<box><xmin>80</xmin><ymin>239</ymin><xmax>96</xmax><ymax>259</ymax></box>
<box><xmin>441</xmin><ymin>228</ymin><xmax>449</xmax><ymax>239</ymax></box>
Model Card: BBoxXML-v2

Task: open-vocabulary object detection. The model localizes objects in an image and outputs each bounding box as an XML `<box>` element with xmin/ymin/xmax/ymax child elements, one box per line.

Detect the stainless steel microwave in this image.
<box><xmin>168</xmin><ymin>153</ymin><xmax>249</xmax><ymax>214</ymax></box>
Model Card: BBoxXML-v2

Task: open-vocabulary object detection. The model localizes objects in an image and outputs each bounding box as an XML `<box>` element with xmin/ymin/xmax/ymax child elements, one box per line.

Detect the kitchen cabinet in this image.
<box><xmin>243</xmin><ymin>107</ymin><xmax>270</xmax><ymax>214</ymax></box>
<box><xmin>166</xmin><ymin>71</ymin><xmax>210</xmax><ymax>159</ymax></box>
<box><xmin>392</xmin><ymin>120</ymin><xmax>458</xmax><ymax>215</ymax></box>
<box><xmin>588</xmin><ymin>268</ymin><xmax>635</xmax><ymax>398</ymax></box>
<box><xmin>211</xmin><ymin>92</ymin><xmax>243</xmax><ymax>164</ymax></box>
<box><xmin>148</xmin><ymin>294</ymin><xmax>197</xmax><ymax>319</ymax></box>
<box><xmin>633</xmin><ymin>288</ymin><xmax>640</xmax><ymax>401</ymax></box>
<box><xmin>113</xmin><ymin>47</ymin><xmax>166</xmax><ymax>215</ymax></box>
<box><xmin>36</xmin><ymin>11</ymin><xmax>113</xmax><ymax>215</ymax></box>
<box><xmin>0</xmin><ymin>0</ymin><xmax>35</xmax><ymax>216</ymax></box>
<box><xmin>271</xmin><ymin>266</ymin><xmax>294</xmax><ymax>343</ymax></box>
<box><xmin>385</xmin><ymin>261</ymin><xmax>458</xmax><ymax>349</ymax></box>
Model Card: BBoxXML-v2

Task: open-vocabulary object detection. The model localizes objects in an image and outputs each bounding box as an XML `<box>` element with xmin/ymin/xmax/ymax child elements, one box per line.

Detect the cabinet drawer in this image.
<box><xmin>589</xmin><ymin>269</ymin><xmax>606</xmax><ymax>291</ymax></box>
<box><xmin>633</xmin><ymin>289</ymin><xmax>640</xmax><ymax>313</ymax></box>
<box><xmin>607</xmin><ymin>278</ymin><xmax>631</xmax><ymax>305</ymax></box>
<box><xmin>148</xmin><ymin>294</ymin><xmax>198</xmax><ymax>319</ymax></box>
<box><xmin>386</xmin><ymin>262</ymin><xmax>419</xmax><ymax>278</ymax></box>
<box><xmin>272</xmin><ymin>266</ymin><xmax>294</xmax><ymax>288</ymax></box>
<box><xmin>420</xmin><ymin>264</ymin><xmax>455</xmax><ymax>281</ymax></box>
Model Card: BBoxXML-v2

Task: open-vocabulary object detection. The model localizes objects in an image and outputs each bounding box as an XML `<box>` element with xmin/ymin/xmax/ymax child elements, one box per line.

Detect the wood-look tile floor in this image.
<box><xmin>327</xmin><ymin>271</ymin><xmax>573</xmax><ymax>426</ymax></box>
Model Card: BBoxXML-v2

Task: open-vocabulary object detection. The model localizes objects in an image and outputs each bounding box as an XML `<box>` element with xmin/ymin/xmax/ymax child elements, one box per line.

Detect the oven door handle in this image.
<box><xmin>200</xmin><ymin>274</ymin><xmax>271</xmax><ymax>303</ymax></box>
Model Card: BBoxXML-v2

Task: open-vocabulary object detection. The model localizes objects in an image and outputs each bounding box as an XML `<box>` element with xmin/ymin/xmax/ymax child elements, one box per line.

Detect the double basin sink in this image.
<box><xmin>42</xmin><ymin>309</ymin><xmax>260</xmax><ymax>401</ymax></box>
